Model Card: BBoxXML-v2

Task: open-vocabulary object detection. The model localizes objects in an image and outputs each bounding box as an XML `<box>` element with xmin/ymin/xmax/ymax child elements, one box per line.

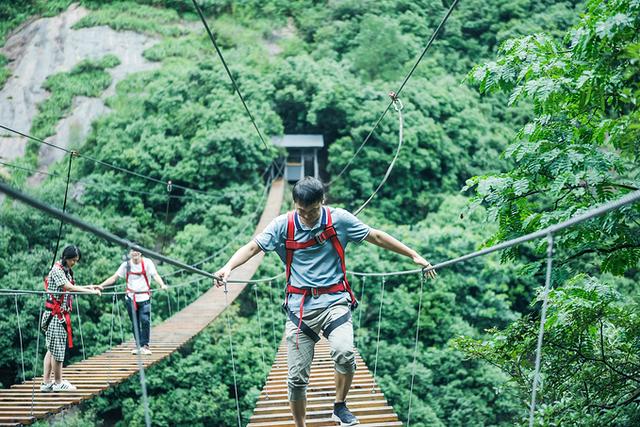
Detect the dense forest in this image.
<box><xmin>0</xmin><ymin>0</ymin><xmax>638</xmax><ymax>425</ymax></box>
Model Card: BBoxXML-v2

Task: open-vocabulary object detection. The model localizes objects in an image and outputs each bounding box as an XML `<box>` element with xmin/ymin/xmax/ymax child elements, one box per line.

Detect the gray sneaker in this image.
<box><xmin>40</xmin><ymin>382</ymin><xmax>53</xmax><ymax>392</ymax></box>
<box><xmin>52</xmin><ymin>380</ymin><xmax>77</xmax><ymax>392</ymax></box>
<box><xmin>332</xmin><ymin>402</ymin><xmax>359</xmax><ymax>426</ymax></box>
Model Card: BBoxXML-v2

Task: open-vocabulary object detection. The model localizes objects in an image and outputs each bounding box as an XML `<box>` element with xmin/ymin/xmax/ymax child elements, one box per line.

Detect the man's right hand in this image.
<box><xmin>213</xmin><ymin>266</ymin><xmax>231</xmax><ymax>288</ymax></box>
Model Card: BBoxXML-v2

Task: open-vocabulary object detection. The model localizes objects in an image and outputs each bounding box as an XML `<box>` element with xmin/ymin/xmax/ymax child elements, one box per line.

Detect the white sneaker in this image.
<box><xmin>131</xmin><ymin>348</ymin><xmax>140</xmax><ymax>355</ymax></box>
<box><xmin>52</xmin><ymin>380</ymin><xmax>77</xmax><ymax>392</ymax></box>
<box><xmin>40</xmin><ymin>382</ymin><xmax>53</xmax><ymax>392</ymax></box>
<box><xmin>141</xmin><ymin>347</ymin><xmax>152</xmax><ymax>355</ymax></box>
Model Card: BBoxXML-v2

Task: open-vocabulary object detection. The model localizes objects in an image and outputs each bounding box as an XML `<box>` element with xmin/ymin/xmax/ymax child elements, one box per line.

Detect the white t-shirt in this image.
<box><xmin>117</xmin><ymin>258</ymin><xmax>157</xmax><ymax>302</ymax></box>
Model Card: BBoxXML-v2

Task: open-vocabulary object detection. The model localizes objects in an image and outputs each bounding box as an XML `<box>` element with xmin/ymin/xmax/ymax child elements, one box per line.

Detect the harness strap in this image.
<box><xmin>285</xmin><ymin>282</ymin><xmax>347</xmax><ymax>297</ymax></box>
<box><xmin>283</xmin><ymin>207</ymin><xmax>358</xmax><ymax>347</ymax></box>
<box><xmin>284</xmin><ymin>226</ymin><xmax>337</xmax><ymax>250</ymax></box>
<box><xmin>45</xmin><ymin>301</ymin><xmax>73</xmax><ymax>347</ymax></box>
<box><xmin>285</xmin><ymin>307</ymin><xmax>320</xmax><ymax>343</ymax></box>
<box><xmin>322</xmin><ymin>310</ymin><xmax>351</xmax><ymax>339</ymax></box>
<box><xmin>43</xmin><ymin>262</ymin><xmax>74</xmax><ymax>347</ymax></box>
<box><xmin>325</xmin><ymin>209</ymin><xmax>358</xmax><ymax>309</ymax></box>
<box><xmin>126</xmin><ymin>259</ymin><xmax>151</xmax><ymax>311</ymax></box>
<box><xmin>285</xmin><ymin>212</ymin><xmax>295</xmax><ymax>285</ymax></box>
<box><xmin>285</xmin><ymin>283</ymin><xmax>348</xmax><ymax>348</ymax></box>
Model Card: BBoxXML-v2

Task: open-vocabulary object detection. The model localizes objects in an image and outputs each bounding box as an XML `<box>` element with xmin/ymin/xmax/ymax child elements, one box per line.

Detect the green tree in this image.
<box><xmin>459</xmin><ymin>0</ymin><xmax>640</xmax><ymax>424</ymax></box>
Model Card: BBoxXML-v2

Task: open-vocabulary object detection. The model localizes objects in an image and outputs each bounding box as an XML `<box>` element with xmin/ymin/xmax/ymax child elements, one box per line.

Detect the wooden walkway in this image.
<box><xmin>0</xmin><ymin>179</ymin><xmax>285</xmax><ymax>427</ymax></box>
<box><xmin>248</xmin><ymin>338</ymin><xmax>402</xmax><ymax>427</ymax></box>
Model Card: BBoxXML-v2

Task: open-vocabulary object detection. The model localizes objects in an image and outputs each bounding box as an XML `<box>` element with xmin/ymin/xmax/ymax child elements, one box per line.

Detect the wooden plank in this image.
<box><xmin>250</xmin><ymin>334</ymin><xmax>400</xmax><ymax>426</ymax></box>
<box><xmin>253</xmin><ymin>398</ymin><xmax>388</xmax><ymax>415</ymax></box>
<box><xmin>247</xmin><ymin>413</ymin><xmax>402</xmax><ymax>427</ymax></box>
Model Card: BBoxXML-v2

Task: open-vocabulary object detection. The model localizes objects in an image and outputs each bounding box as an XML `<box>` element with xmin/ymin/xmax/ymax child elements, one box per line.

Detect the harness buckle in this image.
<box><xmin>311</xmin><ymin>287</ymin><xmax>320</xmax><ymax>298</ymax></box>
<box><xmin>314</xmin><ymin>231</ymin><xmax>327</xmax><ymax>246</ymax></box>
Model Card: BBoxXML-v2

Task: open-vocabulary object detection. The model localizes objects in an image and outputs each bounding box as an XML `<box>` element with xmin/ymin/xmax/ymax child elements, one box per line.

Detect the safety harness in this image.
<box><xmin>43</xmin><ymin>262</ymin><xmax>74</xmax><ymax>348</ymax></box>
<box><xmin>283</xmin><ymin>207</ymin><xmax>357</xmax><ymax>346</ymax></box>
<box><xmin>126</xmin><ymin>258</ymin><xmax>151</xmax><ymax>311</ymax></box>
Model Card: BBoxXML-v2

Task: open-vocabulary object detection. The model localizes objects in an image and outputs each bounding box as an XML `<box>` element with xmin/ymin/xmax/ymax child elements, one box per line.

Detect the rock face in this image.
<box><xmin>0</xmin><ymin>3</ymin><xmax>159</xmax><ymax>186</ymax></box>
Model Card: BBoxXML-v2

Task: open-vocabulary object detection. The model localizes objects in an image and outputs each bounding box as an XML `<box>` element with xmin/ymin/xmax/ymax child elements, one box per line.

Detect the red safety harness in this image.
<box><xmin>43</xmin><ymin>262</ymin><xmax>74</xmax><ymax>348</ymax></box>
<box><xmin>284</xmin><ymin>207</ymin><xmax>357</xmax><ymax>346</ymax></box>
<box><xmin>126</xmin><ymin>258</ymin><xmax>151</xmax><ymax>311</ymax></box>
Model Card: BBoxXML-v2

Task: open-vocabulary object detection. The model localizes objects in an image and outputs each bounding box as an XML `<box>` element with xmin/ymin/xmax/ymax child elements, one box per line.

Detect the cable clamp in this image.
<box><xmin>167</xmin><ymin>180</ymin><xmax>173</xmax><ymax>193</ymax></box>
<box><xmin>388</xmin><ymin>91</ymin><xmax>403</xmax><ymax>111</ymax></box>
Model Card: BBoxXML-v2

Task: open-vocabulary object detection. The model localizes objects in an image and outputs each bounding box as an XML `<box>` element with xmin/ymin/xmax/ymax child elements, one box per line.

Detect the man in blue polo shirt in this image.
<box><xmin>214</xmin><ymin>177</ymin><xmax>436</xmax><ymax>427</ymax></box>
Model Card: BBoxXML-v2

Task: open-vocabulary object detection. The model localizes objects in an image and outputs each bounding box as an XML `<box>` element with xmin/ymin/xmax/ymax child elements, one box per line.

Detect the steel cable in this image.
<box><xmin>329</xmin><ymin>0</ymin><xmax>460</xmax><ymax>185</ymax></box>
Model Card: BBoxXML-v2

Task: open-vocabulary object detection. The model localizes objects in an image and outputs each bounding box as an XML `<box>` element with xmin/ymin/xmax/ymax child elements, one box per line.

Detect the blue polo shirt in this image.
<box><xmin>254</xmin><ymin>206</ymin><xmax>370</xmax><ymax>312</ymax></box>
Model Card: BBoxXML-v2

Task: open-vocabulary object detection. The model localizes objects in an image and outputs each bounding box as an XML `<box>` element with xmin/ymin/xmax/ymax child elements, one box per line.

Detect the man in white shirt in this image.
<box><xmin>98</xmin><ymin>248</ymin><xmax>168</xmax><ymax>354</ymax></box>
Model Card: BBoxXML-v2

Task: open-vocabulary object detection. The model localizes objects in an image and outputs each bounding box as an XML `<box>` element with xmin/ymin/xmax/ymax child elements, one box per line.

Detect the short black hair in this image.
<box><xmin>292</xmin><ymin>177</ymin><xmax>325</xmax><ymax>206</ymax></box>
<box><xmin>61</xmin><ymin>245</ymin><xmax>81</xmax><ymax>264</ymax></box>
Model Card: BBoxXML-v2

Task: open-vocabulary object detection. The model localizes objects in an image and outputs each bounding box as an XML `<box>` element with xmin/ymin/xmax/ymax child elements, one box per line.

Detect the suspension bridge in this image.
<box><xmin>1</xmin><ymin>0</ymin><xmax>638</xmax><ymax>425</ymax></box>
<box><xmin>0</xmin><ymin>179</ymin><xmax>286</xmax><ymax>426</ymax></box>
<box><xmin>0</xmin><ymin>177</ymin><xmax>638</xmax><ymax>426</ymax></box>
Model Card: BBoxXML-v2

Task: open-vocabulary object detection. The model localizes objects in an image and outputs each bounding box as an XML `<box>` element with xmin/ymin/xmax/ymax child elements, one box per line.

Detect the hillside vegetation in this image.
<box><xmin>0</xmin><ymin>0</ymin><xmax>638</xmax><ymax>425</ymax></box>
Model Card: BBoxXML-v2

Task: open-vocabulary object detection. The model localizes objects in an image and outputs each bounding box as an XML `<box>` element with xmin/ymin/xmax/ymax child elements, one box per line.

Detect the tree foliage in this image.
<box><xmin>3</xmin><ymin>0</ymin><xmax>634</xmax><ymax>426</ymax></box>
<box><xmin>465</xmin><ymin>0</ymin><xmax>640</xmax><ymax>272</ymax></box>
<box><xmin>459</xmin><ymin>0</ymin><xmax>640</xmax><ymax>424</ymax></box>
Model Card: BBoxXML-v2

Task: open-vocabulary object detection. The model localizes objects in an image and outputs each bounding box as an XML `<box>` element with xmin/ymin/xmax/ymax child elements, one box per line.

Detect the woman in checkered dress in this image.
<box><xmin>40</xmin><ymin>245</ymin><xmax>101</xmax><ymax>392</ymax></box>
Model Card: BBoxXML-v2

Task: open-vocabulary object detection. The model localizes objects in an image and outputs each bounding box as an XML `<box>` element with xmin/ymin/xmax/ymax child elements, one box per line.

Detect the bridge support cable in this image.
<box><xmin>74</xmin><ymin>300</ymin><xmax>87</xmax><ymax>361</ymax></box>
<box><xmin>107</xmin><ymin>294</ymin><xmax>117</xmax><ymax>385</ymax></box>
<box><xmin>29</xmin><ymin>294</ymin><xmax>45</xmax><ymax>417</ymax></box>
<box><xmin>161</xmin><ymin>180</ymin><xmax>173</xmax><ymax>254</ymax></box>
<box><xmin>175</xmin><ymin>283</ymin><xmax>182</xmax><ymax>312</ymax></box>
<box><xmin>162</xmin><ymin>176</ymin><xmax>274</xmax><ymax>279</ymax></box>
<box><xmin>166</xmin><ymin>288</ymin><xmax>173</xmax><ymax>317</ymax></box>
<box><xmin>14</xmin><ymin>295</ymin><xmax>26</xmax><ymax>384</ymax></box>
<box><xmin>191</xmin><ymin>0</ymin><xmax>270</xmax><ymax>150</ymax></box>
<box><xmin>50</xmin><ymin>152</ymin><xmax>75</xmax><ymax>269</ymax></box>
<box><xmin>353</xmin><ymin>95</ymin><xmax>404</xmax><ymax>216</ymax></box>
<box><xmin>349</xmin><ymin>190</ymin><xmax>640</xmax><ymax>279</ymax></box>
<box><xmin>0</xmin><ymin>124</ymin><xmax>269</xmax><ymax>202</ymax></box>
<box><xmin>406</xmin><ymin>273</ymin><xmax>425</xmax><ymax>427</ymax></box>
<box><xmin>371</xmin><ymin>277</ymin><xmax>386</xmax><ymax>393</ymax></box>
<box><xmin>116</xmin><ymin>293</ymin><xmax>126</xmax><ymax>343</ymax></box>
<box><xmin>356</xmin><ymin>276</ymin><xmax>367</xmax><ymax>338</ymax></box>
<box><xmin>329</xmin><ymin>0</ymin><xmax>461</xmax><ymax>186</ymax></box>
<box><xmin>254</xmin><ymin>285</ymin><xmax>269</xmax><ymax>379</ymax></box>
<box><xmin>130</xmin><ymin>301</ymin><xmax>152</xmax><ymax>427</ymax></box>
<box><xmin>268</xmin><ymin>280</ymin><xmax>279</xmax><ymax>356</ymax></box>
<box><xmin>223</xmin><ymin>283</ymin><xmax>243</xmax><ymax>427</ymax></box>
<box><xmin>529</xmin><ymin>234</ymin><xmax>555</xmax><ymax>426</ymax></box>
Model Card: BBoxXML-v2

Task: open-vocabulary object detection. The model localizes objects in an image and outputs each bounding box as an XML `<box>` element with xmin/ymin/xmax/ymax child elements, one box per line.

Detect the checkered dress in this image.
<box><xmin>41</xmin><ymin>265</ymin><xmax>73</xmax><ymax>362</ymax></box>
